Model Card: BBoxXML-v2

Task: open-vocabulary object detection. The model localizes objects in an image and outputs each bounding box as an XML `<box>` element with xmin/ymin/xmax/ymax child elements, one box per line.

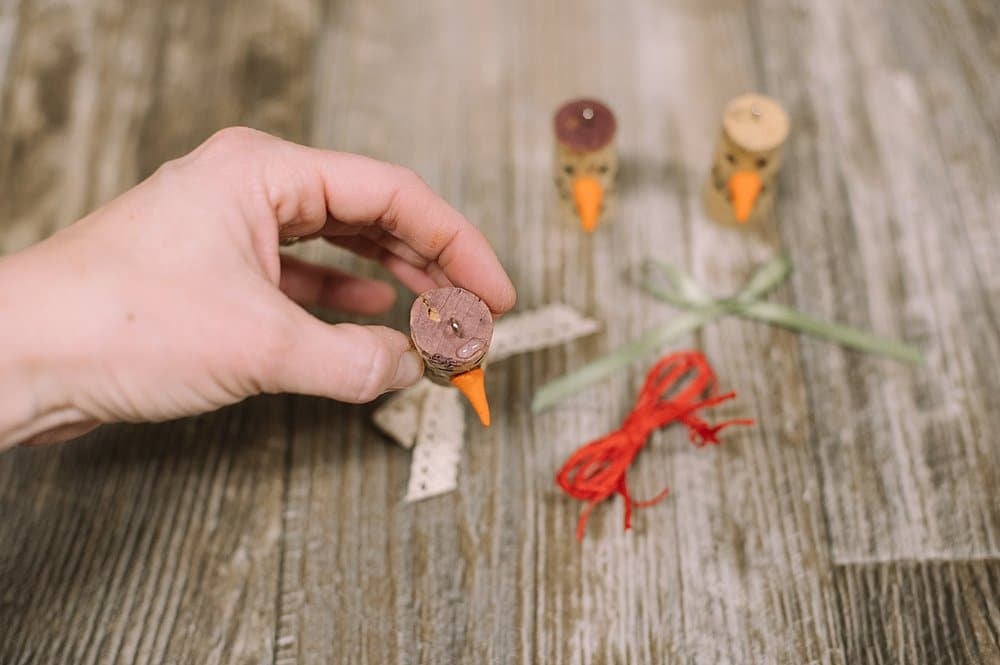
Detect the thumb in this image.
<box><xmin>270</xmin><ymin>314</ymin><xmax>424</xmax><ymax>403</ymax></box>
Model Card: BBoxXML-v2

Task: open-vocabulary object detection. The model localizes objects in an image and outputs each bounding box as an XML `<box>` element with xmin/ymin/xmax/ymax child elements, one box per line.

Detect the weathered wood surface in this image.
<box><xmin>1</xmin><ymin>0</ymin><xmax>998</xmax><ymax>663</ymax></box>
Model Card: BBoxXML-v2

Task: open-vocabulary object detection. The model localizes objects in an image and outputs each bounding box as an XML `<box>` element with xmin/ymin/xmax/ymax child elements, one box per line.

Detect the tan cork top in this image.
<box><xmin>722</xmin><ymin>93</ymin><xmax>790</xmax><ymax>152</ymax></box>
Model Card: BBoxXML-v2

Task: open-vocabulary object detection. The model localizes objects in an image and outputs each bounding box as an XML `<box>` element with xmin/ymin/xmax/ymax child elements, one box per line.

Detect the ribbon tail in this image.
<box><xmin>643</xmin><ymin>260</ymin><xmax>715</xmax><ymax>306</ymax></box>
<box><xmin>734</xmin><ymin>255</ymin><xmax>793</xmax><ymax>302</ymax></box>
<box><xmin>741</xmin><ymin>301</ymin><xmax>924</xmax><ymax>364</ymax></box>
<box><xmin>532</xmin><ymin>311</ymin><xmax>719</xmax><ymax>412</ymax></box>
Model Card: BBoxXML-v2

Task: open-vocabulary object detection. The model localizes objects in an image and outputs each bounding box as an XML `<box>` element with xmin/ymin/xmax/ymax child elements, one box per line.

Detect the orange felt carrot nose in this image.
<box><xmin>727</xmin><ymin>170</ymin><xmax>763</xmax><ymax>223</ymax></box>
<box><xmin>572</xmin><ymin>176</ymin><xmax>603</xmax><ymax>233</ymax></box>
<box><xmin>451</xmin><ymin>367</ymin><xmax>490</xmax><ymax>427</ymax></box>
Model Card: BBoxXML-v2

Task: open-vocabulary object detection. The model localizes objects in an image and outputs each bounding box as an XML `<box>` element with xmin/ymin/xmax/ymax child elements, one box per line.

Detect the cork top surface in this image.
<box><xmin>554</xmin><ymin>98</ymin><xmax>617</xmax><ymax>152</ymax></box>
<box><xmin>410</xmin><ymin>287</ymin><xmax>493</xmax><ymax>374</ymax></box>
<box><xmin>722</xmin><ymin>93</ymin><xmax>790</xmax><ymax>152</ymax></box>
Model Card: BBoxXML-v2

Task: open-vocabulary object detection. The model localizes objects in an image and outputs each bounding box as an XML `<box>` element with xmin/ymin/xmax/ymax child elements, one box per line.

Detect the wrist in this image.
<box><xmin>0</xmin><ymin>245</ymin><xmax>91</xmax><ymax>448</ymax></box>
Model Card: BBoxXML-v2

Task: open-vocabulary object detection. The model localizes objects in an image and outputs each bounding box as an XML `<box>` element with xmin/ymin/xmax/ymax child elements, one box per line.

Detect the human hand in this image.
<box><xmin>0</xmin><ymin>128</ymin><xmax>516</xmax><ymax>448</ymax></box>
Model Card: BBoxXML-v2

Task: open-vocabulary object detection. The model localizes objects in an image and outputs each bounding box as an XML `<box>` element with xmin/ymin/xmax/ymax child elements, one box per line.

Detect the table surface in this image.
<box><xmin>2</xmin><ymin>0</ymin><xmax>999</xmax><ymax>663</ymax></box>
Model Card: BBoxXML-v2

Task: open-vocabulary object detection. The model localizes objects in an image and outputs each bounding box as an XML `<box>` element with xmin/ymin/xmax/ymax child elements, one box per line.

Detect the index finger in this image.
<box><xmin>264</xmin><ymin>139</ymin><xmax>516</xmax><ymax>315</ymax></box>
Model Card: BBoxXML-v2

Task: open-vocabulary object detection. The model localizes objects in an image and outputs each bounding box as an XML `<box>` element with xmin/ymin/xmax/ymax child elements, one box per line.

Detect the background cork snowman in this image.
<box><xmin>553</xmin><ymin>98</ymin><xmax>618</xmax><ymax>233</ymax></box>
<box><xmin>703</xmin><ymin>93</ymin><xmax>790</xmax><ymax>226</ymax></box>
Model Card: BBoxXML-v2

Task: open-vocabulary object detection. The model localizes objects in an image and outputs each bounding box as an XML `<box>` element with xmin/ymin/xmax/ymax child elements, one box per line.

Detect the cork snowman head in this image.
<box><xmin>704</xmin><ymin>93</ymin><xmax>790</xmax><ymax>225</ymax></box>
<box><xmin>410</xmin><ymin>287</ymin><xmax>494</xmax><ymax>426</ymax></box>
<box><xmin>553</xmin><ymin>98</ymin><xmax>618</xmax><ymax>233</ymax></box>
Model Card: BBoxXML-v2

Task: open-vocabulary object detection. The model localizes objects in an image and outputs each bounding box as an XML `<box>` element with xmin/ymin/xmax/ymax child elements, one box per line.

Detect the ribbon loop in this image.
<box><xmin>556</xmin><ymin>350</ymin><xmax>754</xmax><ymax>540</ymax></box>
<box><xmin>734</xmin><ymin>255</ymin><xmax>792</xmax><ymax>302</ymax></box>
<box><xmin>533</xmin><ymin>257</ymin><xmax>923</xmax><ymax>413</ymax></box>
<box><xmin>642</xmin><ymin>260</ymin><xmax>714</xmax><ymax>307</ymax></box>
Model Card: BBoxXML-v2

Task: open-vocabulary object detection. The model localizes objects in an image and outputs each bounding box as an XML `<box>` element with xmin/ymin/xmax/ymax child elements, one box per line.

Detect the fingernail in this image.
<box><xmin>391</xmin><ymin>349</ymin><xmax>424</xmax><ymax>389</ymax></box>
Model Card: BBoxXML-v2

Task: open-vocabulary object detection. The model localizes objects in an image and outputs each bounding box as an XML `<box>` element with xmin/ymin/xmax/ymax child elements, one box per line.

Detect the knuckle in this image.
<box><xmin>156</xmin><ymin>127</ymin><xmax>270</xmax><ymax>183</ymax></box>
<box><xmin>151</xmin><ymin>156</ymin><xmax>185</xmax><ymax>182</ymax></box>
<box><xmin>394</xmin><ymin>165</ymin><xmax>424</xmax><ymax>188</ymax></box>
<box><xmin>166</xmin><ymin>126</ymin><xmax>276</xmax><ymax>195</ymax></box>
<box><xmin>204</xmin><ymin>126</ymin><xmax>266</xmax><ymax>153</ymax></box>
<box><xmin>383</xmin><ymin>166</ymin><xmax>426</xmax><ymax>233</ymax></box>
<box><xmin>195</xmin><ymin>127</ymin><xmax>270</xmax><ymax>165</ymax></box>
<box><xmin>396</xmin><ymin>166</ymin><xmax>430</xmax><ymax>200</ymax></box>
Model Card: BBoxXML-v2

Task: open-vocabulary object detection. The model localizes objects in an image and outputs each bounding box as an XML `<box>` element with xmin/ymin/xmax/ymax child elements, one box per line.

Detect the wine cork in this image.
<box><xmin>703</xmin><ymin>93</ymin><xmax>790</xmax><ymax>226</ymax></box>
<box><xmin>410</xmin><ymin>287</ymin><xmax>494</xmax><ymax>426</ymax></box>
<box><xmin>553</xmin><ymin>98</ymin><xmax>619</xmax><ymax>233</ymax></box>
<box><xmin>410</xmin><ymin>287</ymin><xmax>493</xmax><ymax>381</ymax></box>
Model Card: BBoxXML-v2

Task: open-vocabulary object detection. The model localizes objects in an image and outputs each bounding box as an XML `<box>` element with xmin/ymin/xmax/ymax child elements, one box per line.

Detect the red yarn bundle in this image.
<box><xmin>555</xmin><ymin>350</ymin><xmax>753</xmax><ymax>540</ymax></box>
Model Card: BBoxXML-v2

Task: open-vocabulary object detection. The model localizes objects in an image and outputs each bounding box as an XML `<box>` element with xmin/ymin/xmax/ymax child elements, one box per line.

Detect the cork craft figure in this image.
<box><xmin>703</xmin><ymin>93</ymin><xmax>790</xmax><ymax>226</ymax></box>
<box><xmin>410</xmin><ymin>287</ymin><xmax>493</xmax><ymax>426</ymax></box>
<box><xmin>554</xmin><ymin>98</ymin><xmax>618</xmax><ymax>233</ymax></box>
<box><xmin>375</xmin><ymin>303</ymin><xmax>600</xmax><ymax>502</ymax></box>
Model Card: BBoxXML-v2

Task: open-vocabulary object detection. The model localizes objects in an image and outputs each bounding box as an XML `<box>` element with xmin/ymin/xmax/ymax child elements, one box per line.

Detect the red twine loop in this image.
<box><xmin>555</xmin><ymin>350</ymin><xmax>754</xmax><ymax>540</ymax></box>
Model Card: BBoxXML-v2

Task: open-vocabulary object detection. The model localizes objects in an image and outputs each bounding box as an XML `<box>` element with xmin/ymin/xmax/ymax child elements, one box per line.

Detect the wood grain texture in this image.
<box><xmin>833</xmin><ymin>560</ymin><xmax>1000</xmax><ymax>663</ymax></box>
<box><xmin>758</xmin><ymin>0</ymin><xmax>1000</xmax><ymax>563</ymax></box>
<box><xmin>0</xmin><ymin>404</ymin><xmax>288</xmax><ymax>664</ymax></box>
<box><xmin>1</xmin><ymin>0</ymin><xmax>998</xmax><ymax>663</ymax></box>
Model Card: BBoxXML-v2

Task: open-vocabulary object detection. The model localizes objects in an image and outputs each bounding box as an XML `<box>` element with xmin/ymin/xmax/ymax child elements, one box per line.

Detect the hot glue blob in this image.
<box><xmin>457</xmin><ymin>339</ymin><xmax>486</xmax><ymax>360</ymax></box>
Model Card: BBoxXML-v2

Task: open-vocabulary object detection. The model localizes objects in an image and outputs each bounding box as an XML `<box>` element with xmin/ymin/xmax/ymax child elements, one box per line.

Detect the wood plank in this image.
<box><xmin>0</xmin><ymin>0</ymin><xmax>174</xmax><ymax>249</ymax></box>
<box><xmin>134</xmin><ymin>0</ymin><xmax>319</xmax><ymax>173</ymax></box>
<box><xmin>278</xmin><ymin>2</ymin><xmax>501</xmax><ymax>661</ymax></box>
<box><xmin>0</xmin><ymin>0</ymin><xmax>998</xmax><ymax>661</ymax></box>
<box><xmin>634</xmin><ymin>2</ymin><xmax>843</xmax><ymax>662</ymax></box>
<box><xmin>0</xmin><ymin>0</ymin><xmax>95</xmax><ymax>251</ymax></box>
<box><xmin>773</xmin><ymin>0</ymin><xmax>999</xmax><ymax>562</ymax></box>
<box><xmin>943</xmin><ymin>0</ymin><xmax>1000</xmax><ymax>142</ymax></box>
<box><xmin>0</xmin><ymin>401</ymin><xmax>287</xmax><ymax>664</ymax></box>
<box><xmin>832</xmin><ymin>560</ymin><xmax>1000</xmax><ymax>664</ymax></box>
<box><xmin>0</xmin><ymin>0</ymin><xmax>320</xmax><ymax>663</ymax></box>
<box><xmin>0</xmin><ymin>0</ymin><xmax>22</xmax><ymax>119</ymax></box>
<box><xmin>284</xmin><ymin>0</ymin><xmax>848</xmax><ymax>663</ymax></box>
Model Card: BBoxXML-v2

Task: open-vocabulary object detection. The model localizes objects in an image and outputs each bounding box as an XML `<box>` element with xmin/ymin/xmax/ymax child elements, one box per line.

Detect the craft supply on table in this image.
<box><xmin>374</xmin><ymin>304</ymin><xmax>600</xmax><ymax>502</ymax></box>
<box><xmin>553</xmin><ymin>98</ymin><xmax>618</xmax><ymax>233</ymax></box>
<box><xmin>557</xmin><ymin>350</ymin><xmax>753</xmax><ymax>540</ymax></box>
<box><xmin>532</xmin><ymin>255</ymin><xmax>923</xmax><ymax>411</ymax></box>
<box><xmin>410</xmin><ymin>287</ymin><xmax>494</xmax><ymax>426</ymax></box>
<box><xmin>703</xmin><ymin>93</ymin><xmax>790</xmax><ymax>226</ymax></box>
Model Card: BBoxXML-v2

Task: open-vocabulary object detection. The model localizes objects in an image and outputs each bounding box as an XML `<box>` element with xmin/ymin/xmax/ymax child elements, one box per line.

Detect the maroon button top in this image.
<box><xmin>553</xmin><ymin>98</ymin><xmax>617</xmax><ymax>152</ymax></box>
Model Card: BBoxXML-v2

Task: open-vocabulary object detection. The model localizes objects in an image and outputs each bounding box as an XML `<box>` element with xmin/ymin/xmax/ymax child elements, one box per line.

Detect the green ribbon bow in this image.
<box><xmin>531</xmin><ymin>256</ymin><xmax>923</xmax><ymax>412</ymax></box>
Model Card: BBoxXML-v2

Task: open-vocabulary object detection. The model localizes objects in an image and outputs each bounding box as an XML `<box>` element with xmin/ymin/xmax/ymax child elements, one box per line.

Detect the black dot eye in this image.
<box><xmin>756</xmin><ymin>157</ymin><xmax>768</xmax><ymax>168</ymax></box>
<box><xmin>596</xmin><ymin>164</ymin><xmax>609</xmax><ymax>174</ymax></box>
<box><xmin>726</xmin><ymin>153</ymin><xmax>736</xmax><ymax>164</ymax></box>
<box><xmin>563</xmin><ymin>165</ymin><xmax>575</xmax><ymax>175</ymax></box>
